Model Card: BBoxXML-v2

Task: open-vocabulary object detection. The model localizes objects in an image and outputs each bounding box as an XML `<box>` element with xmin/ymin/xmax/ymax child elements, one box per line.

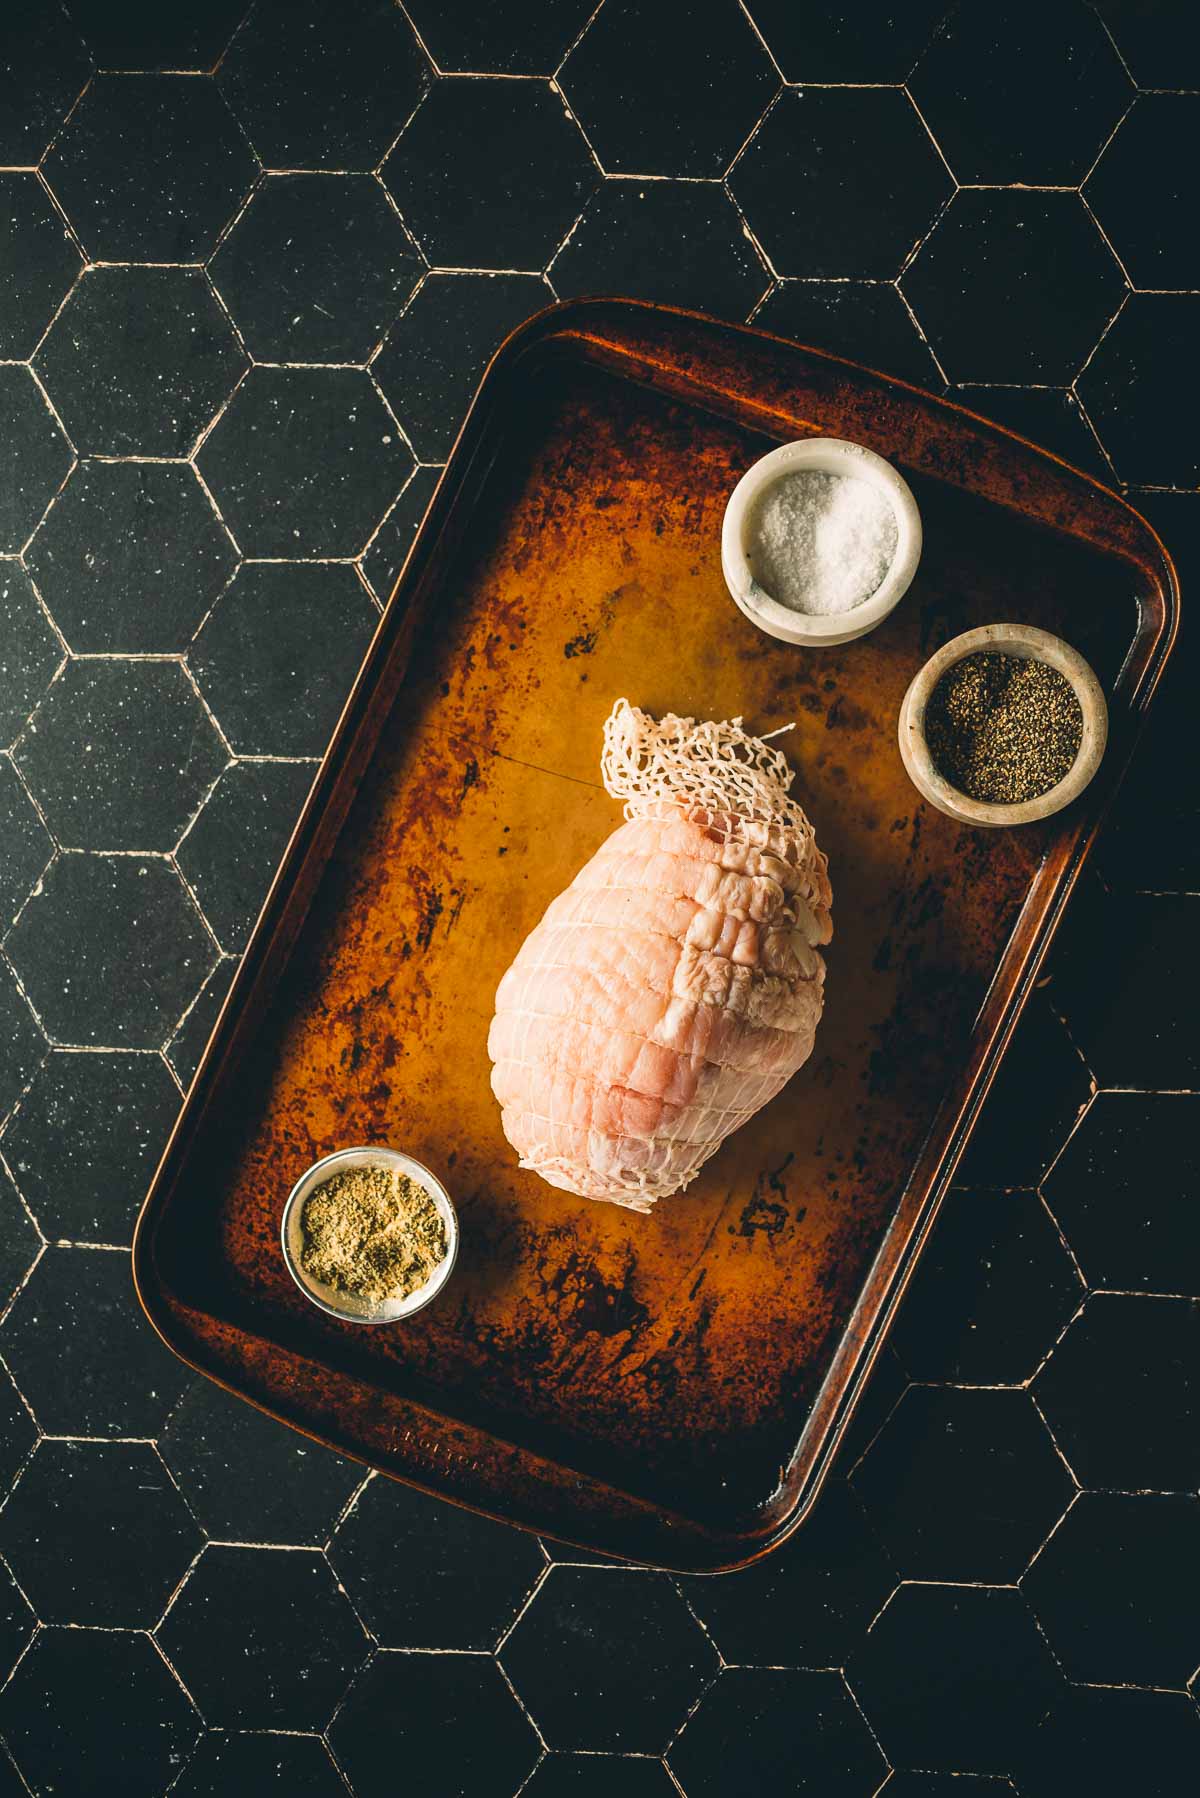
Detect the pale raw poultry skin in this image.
<box><xmin>488</xmin><ymin>717</ymin><xmax>832</xmax><ymax>1211</ymax></box>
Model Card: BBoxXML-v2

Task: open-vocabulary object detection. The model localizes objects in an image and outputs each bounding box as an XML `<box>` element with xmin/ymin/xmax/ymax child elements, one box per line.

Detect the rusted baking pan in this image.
<box><xmin>133</xmin><ymin>301</ymin><xmax>1178</xmax><ymax>1571</ymax></box>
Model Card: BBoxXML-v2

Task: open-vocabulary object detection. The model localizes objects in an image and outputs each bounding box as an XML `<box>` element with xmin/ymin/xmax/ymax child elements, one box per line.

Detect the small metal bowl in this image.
<box><xmin>898</xmin><ymin>623</ymin><xmax>1108</xmax><ymax>828</ymax></box>
<box><xmin>721</xmin><ymin>436</ymin><xmax>923</xmax><ymax>648</ymax></box>
<box><xmin>280</xmin><ymin>1145</ymin><xmax>458</xmax><ymax>1325</ymax></box>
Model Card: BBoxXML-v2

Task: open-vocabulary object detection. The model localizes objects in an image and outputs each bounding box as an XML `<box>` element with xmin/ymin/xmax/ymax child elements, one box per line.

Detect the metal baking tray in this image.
<box><xmin>133</xmin><ymin>301</ymin><xmax>1178</xmax><ymax>1570</ymax></box>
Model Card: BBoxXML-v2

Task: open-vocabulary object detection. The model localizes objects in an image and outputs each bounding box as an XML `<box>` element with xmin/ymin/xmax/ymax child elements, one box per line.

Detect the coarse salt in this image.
<box><xmin>748</xmin><ymin>469</ymin><xmax>899</xmax><ymax>616</ymax></box>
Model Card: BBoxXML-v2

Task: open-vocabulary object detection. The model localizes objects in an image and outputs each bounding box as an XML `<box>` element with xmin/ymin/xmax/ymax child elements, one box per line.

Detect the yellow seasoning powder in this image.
<box><xmin>299</xmin><ymin>1164</ymin><xmax>447</xmax><ymax>1305</ymax></box>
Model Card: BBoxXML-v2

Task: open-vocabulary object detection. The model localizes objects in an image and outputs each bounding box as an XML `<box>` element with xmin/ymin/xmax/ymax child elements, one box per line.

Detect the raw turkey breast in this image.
<box><xmin>488</xmin><ymin>700</ymin><xmax>832</xmax><ymax>1211</ymax></box>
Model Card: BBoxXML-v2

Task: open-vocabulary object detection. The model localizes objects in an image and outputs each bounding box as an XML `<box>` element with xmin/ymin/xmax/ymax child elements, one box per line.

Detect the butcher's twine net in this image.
<box><xmin>600</xmin><ymin>697</ymin><xmax>815</xmax><ymax>838</ymax></box>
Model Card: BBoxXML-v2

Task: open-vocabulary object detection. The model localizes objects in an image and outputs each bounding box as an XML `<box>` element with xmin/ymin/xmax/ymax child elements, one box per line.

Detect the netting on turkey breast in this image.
<box><xmin>489</xmin><ymin>700</ymin><xmax>831</xmax><ymax>1208</ymax></box>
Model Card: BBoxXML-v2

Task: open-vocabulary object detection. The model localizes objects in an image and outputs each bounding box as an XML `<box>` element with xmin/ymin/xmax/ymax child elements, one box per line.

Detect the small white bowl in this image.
<box><xmin>721</xmin><ymin>437</ymin><xmax>923</xmax><ymax>648</ymax></box>
<box><xmin>281</xmin><ymin>1145</ymin><xmax>458</xmax><ymax>1325</ymax></box>
<box><xmin>898</xmin><ymin>623</ymin><xmax>1108</xmax><ymax>828</ymax></box>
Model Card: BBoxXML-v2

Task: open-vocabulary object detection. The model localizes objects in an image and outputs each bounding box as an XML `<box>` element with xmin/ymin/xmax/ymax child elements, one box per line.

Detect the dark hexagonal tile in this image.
<box><xmin>373</xmin><ymin>273</ymin><xmax>550</xmax><ymax>462</ymax></box>
<box><xmin>1092</xmin><ymin>0</ymin><xmax>1200</xmax><ymax>88</ymax></box>
<box><xmin>198</xmin><ymin>366</ymin><xmax>409</xmax><ymax>557</ymax></box>
<box><xmin>7</xmin><ymin>853</ymin><xmax>217</xmax><ymax>1048</ymax></box>
<box><xmin>551</xmin><ymin>181</ymin><xmax>768</xmax><ymax>319</ymax></box>
<box><xmin>955</xmin><ymin>385</ymin><xmax>1112</xmax><ymax>483</ymax></box>
<box><xmin>173</xmin><ymin>1730</ymin><xmax>347</xmax><ymax>1798</ymax></box>
<box><xmin>522</xmin><ymin>1757</ymin><xmax>679</xmax><ymax>1798</ymax></box>
<box><xmin>167</xmin><ymin>956</ymin><xmax>234</xmax><ymax>1090</ymax></box>
<box><xmin>1077</xmin><ymin>293</ymin><xmax>1200</xmax><ymax>488</ymax></box>
<box><xmin>736</xmin><ymin>88</ymin><xmax>951</xmax><ymax>283</ymax></box>
<box><xmin>901</xmin><ymin>191</ymin><xmax>1125</xmax><ymax>386</ymax></box>
<box><xmin>362</xmin><ymin>464</ymin><xmax>440</xmax><ymax>605</ymax></box>
<box><xmin>35</xmin><ymin>265</ymin><xmax>247</xmax><ymax>457</ymax></box>
<box><xmin>501</xmin><ymin>1567</ymin><xmax>717</xmax><ymax>1753</ymax></box>
<box><xmin>1042</xmin><ymin>1093</ymin><xmax>1200</xmax><ymax>1294</ymax></box>
<box><xmin>43</xmin><ymin>73</ymin><xmax>257</xmax><ymax>262</ymax></box>
<box><xmin>1</xmin><ymin>1244</ymin><xmax>189</xmax><ymax>1433</ymax></box>
<box><xmin>0</xmin><ymin>1438</ymin><xmax>201</xmax><ymax>1626</ymax></box>
<box><xmin>25</xmin><ymin>459</ymin><xmax>236</xmax><ymax>655</ymax></box>
<box><xmin>958</xmin><ymin>992</ymin><xmax>1093</xmax><ymax>1190</ymax></box>
<box><xmin>677</xmin><ymin>1479</ymin><xmax>894</xmax><ymax>1670</ymax></box>
<box><xmin>219</xmin><ymin>0</ymin><xmax>430</xmax><ymax>172</ymax></box>
<box><xmin>853</xmin><ymin>1387</ymin><xmax>1073</xmax><ymax>1584</ymax></box>
<box><xmin>0</xmin><ymin>1561</ymin><xmax>33</xmax><ymax>1686</ymax></box>
<box><xmin>836</xmin><ymin>1343</ymin><xmax>909</xmax><ymax>1472</ymax></box>
<box><xmin>0</xmin><ymin>171</ymin><xmax>81</xmax><ymax>360</ymax></box>
<box><xmin>1018</xmin><ymin>1683</ymin><xmax>1200</xmax><ymax>1798</ymax></box>
<box><xmin>159</xmin><ymin>1544</ymin><xmax>368</xmax><ymax>1729</ymax></box>
<box><xmin>0</xmin><ymin>366</ymin><xmax>73</xmax><ymax>555</ymax></box>
<box><xmin>1049</xmin><ymin>886</ymin><xmax>1200</xmax><ymax>1090</ymax></box>
<box><xmin>1022</xmin><ymin>1492</ymin><xmax>1200</xmax><ymax>1686</ymax></box>
<box><xmin>189</xmin><ymin>562</ymin><xmax>377</xmax><ymax>757</ymax></box>
<box><xmin>754</xmin><ymin>280</ymin><xmax>942</xmax><ymax>388</ymax></box>
<box><xmin>560</xmin><ymin>0</ymin><xmax>775</xmax><ymax>178</ymax></box>
<box><xmin>328</xmin><ymin>1472</ymin><xmax>545</xmax><ymax>1650</ymax></box>
<box><xmin>891</xmin><ymin>1190</ymin><xmax>1083</xmax><ymax>1387</ymax></box>
<box><xmin>15</xmin><ymin>661</ymin><xmax>227</xmax><ymax>852</ymax></box>
<box><xmin>0</xmin><ymin>8</ymin><xmax>90</xmax><ymax>166</ymax></box>
<box><xmin>850</xmin><ymin>1583</ymin><xmax>1062</xmax><ymax>1777</ymax></box>
<box><xmin>329</xmin><ymin>1651</ymin><xmax>540</xmax><ymax>1798</ymax></box>
<box><xmin>0</xmin><ymin>757</ymin><xmax>52</xmax><ymax>927</ymax></box>
<box><xmin>176</xmin><ymin>759</ymin><xmax>314</xmax><ymax>952</ymax></box>
<box><xmin>160</xmin><ymin>1378</ymin><xmax>361</xmax><ymax>1547</ymax></box>
<box><xmin>909</xmin><ymin>2</ymin><xmax>1131</xmax><ymax>185</ymax></box>
<box><xmin>1035</xmin><ymin>1294</ymin><xmax>1198</xmax><ymax>1492</ymax></box>
<box><xmin>1085</xmin><ymin>94</ymin><xmax>1200</xmax><ymax>291</ymax></box>
<box><xmin>405</xmin><ymin>0</ymin><xmax>593</xmax><ymax>75</ymax></box>
<box><xmin>0</xmin><ymin>1627</ymin><xmax>200</xmax><ymax>1794</ymax></box>
<box><xmin>211</xmin><ymin>173</ymin><xmax>422</xmax><ymax>364</ymax></box>
<box><xmin>0</xmin><ymin>1164</ymin><xmax>39</xmax><ymax>1313</ymax></box>
<box><xmin>0</xmin><ymin>1365</ymin><xmax>36</xmax><ymax>1495</ymax></box>
<box><xmin>67</xmin><ymin>0</ymin><xmax>248</xmax><ymax>72</ymax></box>
<box><xmin>882</xmin><ymin>1780</ymin><xmax>1014</xmax><ymax>1798</ymax></box>
<box><xmin>382</xmin><ymin>78</ymin><xmax>596</xmax><ymax>270</ymax></box>
<box><xmin>1</xmin><ymin>1048</ymin><xmax>179</xmax><ymax>1243</ymax></box>
<box><xmin>748</xmin><ymin>0</ymin><xmax>945</xmax><ymax>82</ymax></box>
<box><xmin>1097</xmin><ymin>521</ymin><xmax>1200</xmax><ymax>893</ymax></box>
<box><xmin>668</xmin><ymin>1667</ymin><xmax>886</xmax><ymax>1798</ymax></box>
<box><xmin>0</xmin><ymin>565</ymin><xmax>63</xmax><ymax>746</ymax></box>
<box><xmin>0</xmin><ymin>962</ymin><xmax>47</xmax><ymax>1128</ymax></box>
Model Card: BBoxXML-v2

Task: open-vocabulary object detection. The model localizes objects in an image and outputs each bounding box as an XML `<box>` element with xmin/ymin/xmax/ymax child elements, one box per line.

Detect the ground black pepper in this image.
<box><xmin>925</xmin><ymin>651</ymin><xmax>1083</xmax><ymax>806</ymax></box>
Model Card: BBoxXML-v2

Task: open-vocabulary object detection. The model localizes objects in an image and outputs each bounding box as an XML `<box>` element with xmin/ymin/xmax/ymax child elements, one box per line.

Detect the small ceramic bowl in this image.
<box><xmin>281</xmin><ymin>1145</ymin><xmax>458</xmax><ymax>1325</ymax></box>
<box><xmin>898</xmin><ymin>623</ymin><xmax>1108</xmax><ymax>828</ymax></box>
<box><xmin>721</xmin><ymin>436</ymin><xmax>923</xmax><ymax>648</ymax></box>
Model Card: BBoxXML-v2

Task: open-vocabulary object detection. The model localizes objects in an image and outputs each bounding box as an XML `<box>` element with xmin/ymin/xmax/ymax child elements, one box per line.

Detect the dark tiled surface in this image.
<box><xmin>158</xmin><ymin>1545</ymin><xmax>368</xmax><ymax>1729</ymax></box>
<box><xmin>551</xmin><ymin>181</ymin><xmax>769</xmax><ymax>318</ymax></box>
<box><xmin>210</xmin><ymin>171</ymin><xmax>422</xmax><ymax>363</ymax></box>
<box><xmin>25</xmin><ymin>458</ymin><xmax>238</xmax><ymax>654</ymax></box>
<box><xmin>42</xmin><ymin>72</ymin><xmax>258</xmax><ymax>262</ymax></box>
<box><xmin>14</xmin><ymin>659</ymin><xmax>227</xmax><ymax>851</ymax></box>
<box><xmin>328</xmin><ymin>1473</ymin><xmax>545</xmax><ymax>1650</ymax></box>
<box><xmin>669</xmin><ymin>1666</ymin><xmax>887</xmax><ymax>1797</ymax></box>
<box><xmin>729</xmin><ymin>88</ymin><xmax>952</xmax><ymax>280</ymax></box>
<box><xmin>500</xmin><ymin>1567</ymin><xmax>718</xmax><ymax>1752</ymax></box>
<box><xmin>35</xmin><ymin>264</ymin><xmax>246</xmax><ymax>457</ymax></box>
<box><xmin>900</xmin><ymin>190</ymin><xmax>1124</xmax><ymax>385</ymax></box>
<box><xmin>852</xmin><ymin>1387</ymin><xmax>1075</xmax><ymax>1584</ymax></box>
<box><xmin>559</xmin><ymin>0</ymin><xmax>776</xmax><ymax>179</ymax></box>
<box><xmin>0</xmin><ymin>172</ymin><xmax>81</xmax><ymax>361</ymax></box>
<box><xmin>0</xmin><ymin>1437</ymin><xmax>200</xmax><ymax>1626</ymax></box>
<box><xmin>908</xmin><ymin>2</ymin><xmax>1131</xmax><ymax>184</ymax></box>
<box><xmin>0</xmin><ymin>4</ymin><xmax>1195</xmax><ymax>1794</ymax></box>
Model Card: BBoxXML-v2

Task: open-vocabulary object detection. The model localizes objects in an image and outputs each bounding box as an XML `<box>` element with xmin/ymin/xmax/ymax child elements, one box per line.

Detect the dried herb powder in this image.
<box><xmin>299</xmin><ymin>1164</ymin><xmax>446</xmax><ymax>1305</ymax></box>
<box><xmin>925</xmin><ymin>651</ymin><xmax>1083</xmax><ymax>806</ymax></box>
